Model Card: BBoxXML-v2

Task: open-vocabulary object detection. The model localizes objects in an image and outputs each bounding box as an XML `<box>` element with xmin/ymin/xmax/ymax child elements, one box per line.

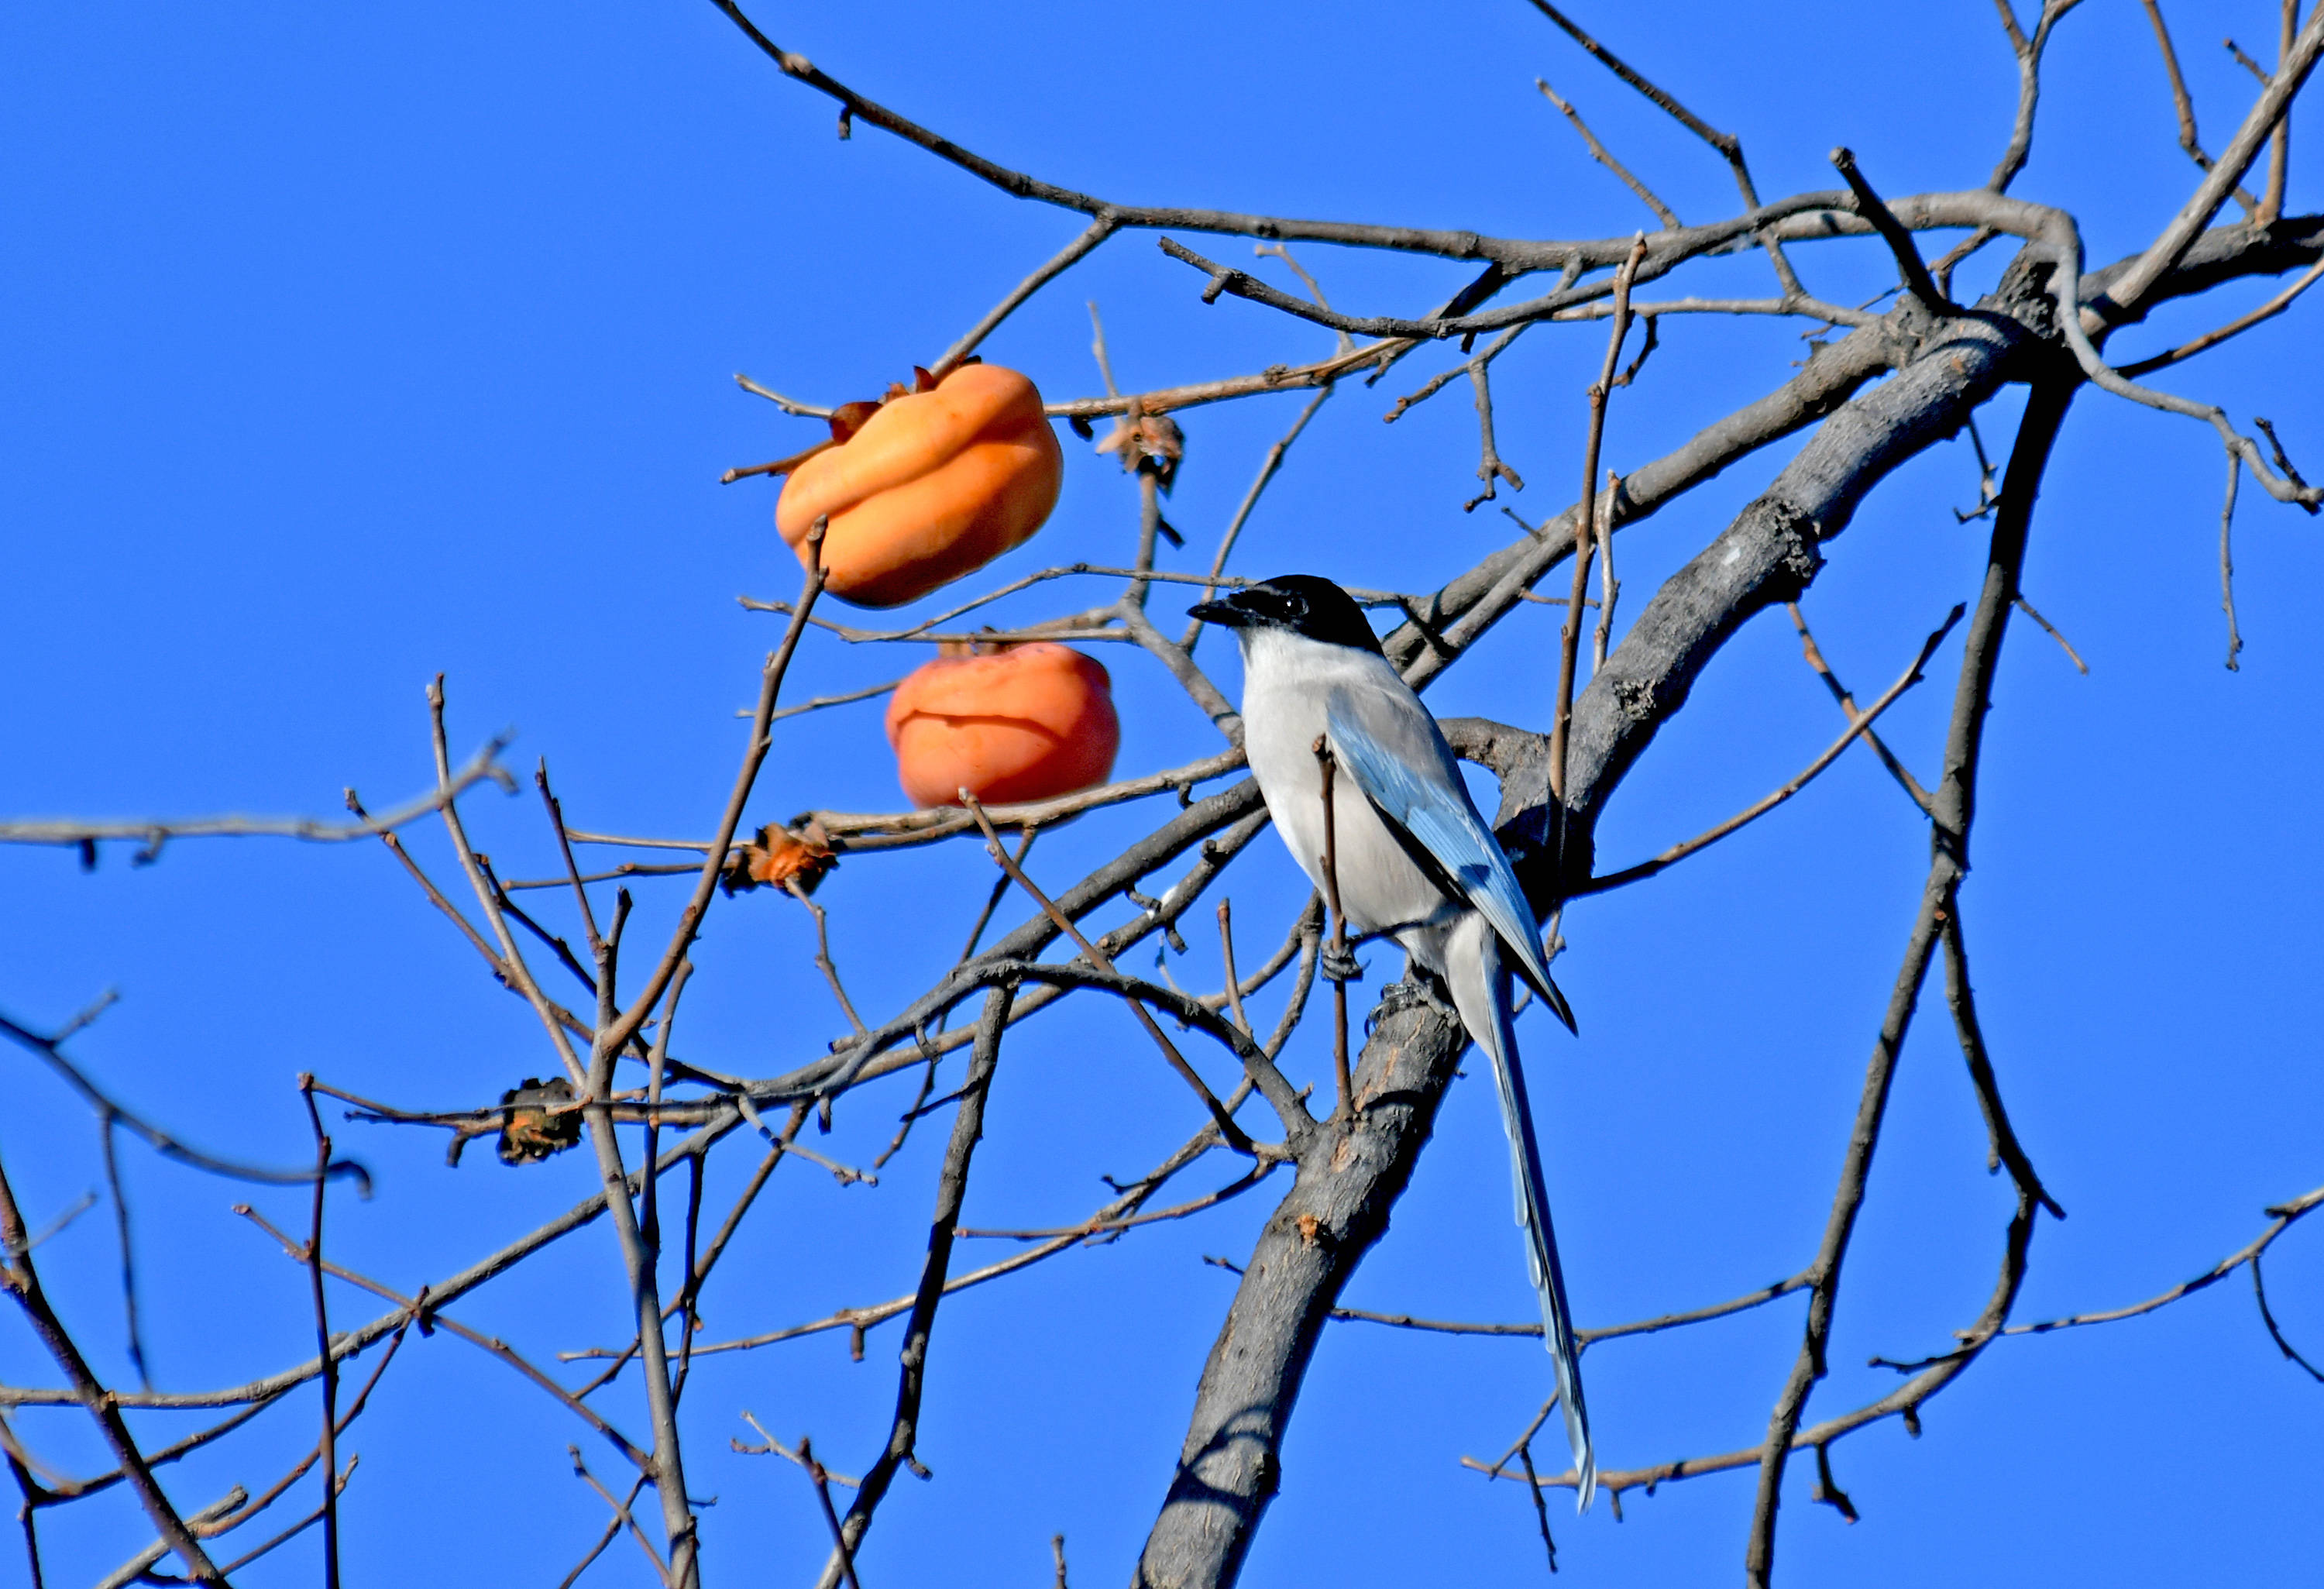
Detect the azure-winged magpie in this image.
<box><xmin>1190</xmin><ymin>573</ymin><xmax>1595</xmax><ymax>1509</ymax></box>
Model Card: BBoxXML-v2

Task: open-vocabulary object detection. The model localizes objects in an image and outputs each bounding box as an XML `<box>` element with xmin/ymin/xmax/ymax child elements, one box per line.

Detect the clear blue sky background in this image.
<box><xmin>3</xmin><ymin>3</ymin><xmax>2319</xmax><ymax>1585</ymax></box>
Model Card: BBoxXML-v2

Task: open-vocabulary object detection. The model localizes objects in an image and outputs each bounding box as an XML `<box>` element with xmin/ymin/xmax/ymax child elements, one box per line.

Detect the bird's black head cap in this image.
<box><xmin>1187</xmin><ymin>574</ymin><xmax>1381</xmax><ymax>655</ymax></box>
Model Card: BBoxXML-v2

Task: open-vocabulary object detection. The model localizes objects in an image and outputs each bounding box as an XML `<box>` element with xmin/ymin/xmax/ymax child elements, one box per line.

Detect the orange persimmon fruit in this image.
<box><xmin>885</xmin><ymin>641</ymin><xmax>1119</xmax><ymax>809</ymax></box>
<box><xmin>776</xmin><ymin>363</ymin><xmax>1064</xmax><ymax>608</ymax></box>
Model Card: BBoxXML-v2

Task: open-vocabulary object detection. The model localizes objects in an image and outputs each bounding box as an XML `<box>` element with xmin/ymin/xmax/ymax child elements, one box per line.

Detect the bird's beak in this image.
<box><xmin>1187</xmin><ymin>596</ymin><xmax>1250</xmax><ymax>627</ymax></box>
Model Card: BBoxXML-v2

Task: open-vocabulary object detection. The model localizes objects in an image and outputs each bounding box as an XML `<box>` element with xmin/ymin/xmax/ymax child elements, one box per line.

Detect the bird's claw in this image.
<box><xmin>1321</xmin><ymin>944</ymin><xmax>1366</xmax><ymax>984</ymax></box>
<box><xmin>1368</xmin><ymin>975</ymin><xmax>1452</xmax><ymax>1035</ymax></box>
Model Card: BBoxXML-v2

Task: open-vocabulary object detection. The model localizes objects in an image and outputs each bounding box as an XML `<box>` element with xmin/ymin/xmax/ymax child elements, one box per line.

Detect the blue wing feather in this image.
<box><xmin>1323</xmin><ymin>698</ymin><xmax>1571</xmax><ymax>1028</ymax></box>
<box><xmin>1327</xmin><ymin>695</ymin><xmax>1595</xmax><ymax>1508</ymax></box>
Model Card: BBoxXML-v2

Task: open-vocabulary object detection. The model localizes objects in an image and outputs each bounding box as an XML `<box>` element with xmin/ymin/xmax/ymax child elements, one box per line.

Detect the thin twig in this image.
<box><xmin>734</xmin><ymin>1413</ymin><xmax>860</xmax><ymax>1485</ymax></box>
<box><xmin>957</xmin><ymin>794</ymin><xmax>1257</xmax><ymax>1154</ymax></box>
<box><xmin>2263</xmin><ymin>0</ymin><xmax>2296</xmax><ymax>225</ymax></box>
<box><xmin>1537</xmin><ymin>78</ymin><xmax>1679</xmax><ymax>229</ymax></box>
<box><xmin>1786</xmin><ymin>604</ymin><xmax>1934</xmax><ymax>813</ymax></box>
<box><xmin>2251</xmin><ymin>1250</ymin><xmax>2324</xmax><ymax>1383</ymax></box>
<box><xmin>1549</xmin><ymin>294</ymin><xmax>1879</xmax><ymax>328</ymax></box>
<box><xmin>2253</xmin><ymin>416</ymin><xmax>2316</xmax><ymax>513</ymax></box>
<box><xmin>733</xmin><ymin>373</ymin><xmax>834</xmax><ymax>417</ymax></box>
<box><xmin>1742</xmin><ymin>375</ymin><xmax>2075</xmax><ymax>1589</ymax></box>
<box><xmin>0</xmin><ymin>1151</ymin><xmax>225</xmax><ymax>1583</ymax></box>
<box><xmin>786</xmin><ymin>881</ymin><xmax>870</xmax><ymax>1034</ymax></box>
<box><xmin>718</xmin><ymin>436</ymin><xmax>837</xmax><ymax>486</ymax></box>
<box><xmin>1312</xmin><ymin>740</ymin><xmax>1354</xmax><ymax>1123</ymax></box>
<box><xmin>0</xmin><ymin>738</ymin><xmax>514</xmax><ymax>850</ymax></box>
<box><xmin>953</xmin><ymin>1162</ymin><xmax>1277</xmax><ymax>1240</ymax></box>
<box><xmin>1830</xmin><ymin>147</ymin><xmax>1951</xmax><ymax>311</ymax></box>
<box><xmin>1577</xmin><ymin>605</ymin><xmax>1962</xmax><ymax>894</ymax></box>
<box><xmin>569</xmin><ymin>1446</ymin><xmax>673</xmax><ymax>1588</ymax></box>
<box><xmin>1217</xmin><ymin>901</ymin><xmax>1252</xmax><ymax>1038</ymax></box>
<box><xmin>933</xmin><ymin>827</ymin><xmax>1038</xmax><ymax>1044</ymax></box>
<box><xmin>555</xmin><ymin>1476</ymin><xmax>649</xmax><ymax>1589</ymax></box>
<box><xmin>1180</xmin><ymin>385</ymin><xmax>1338</xmax><ymax>651</ymax></box>
<box><xmin>296</xmin><ymin>1080</ymin><xmax>341</xmax><ymax>1589</ymax></box>
<box><xmin>813</xmin><ymin>985</ymin><xmax>1013</xmax><ymax>1589</ymax></box>
<box><xmin>0</xmin><ymin>1013</ymin><xmax>370</xmax><ymax>1192</ymax></box>
<box><xmin>1463</xmin><ymin>360</ymin><xmax>1525</xmax><ymax>512</ymax></box>
<box><xmin>1334</xmin><ymin>1266</ymin><xmax>1813</xmax><ymax>1347</ymax></box>
<box><xmin>1481</xmin><ymin>1395</ymin><xmax>1559</xmax><ymax>1481</ymax></box>
<box><xmin>1551</xmin><ymin>236</ymin><xmax>1646</xmax><ymax>805</ymax></box>
<box><xmin>2220</xmin><ymin>449</ymin><xmax>2245</xmax><ymax>671</ymax></box>
<box><xmin>2137</xmin><ymin>0</ymin><xmax>2262</xmax><ymax>213</ymax></box>
<box><xmin>96</xmin><ymin>1119</ymin><xmax>146</xmax><ymax>1390</ymax></box>
<box><xmin>2119</xmin><ymin>255</ymin><xmax>2324</xmax><ymax>377</ymax></box>
<box><xmin>2010</xmin><ymin>595</ymin><xmax>2088</xmax><ymax>674</ymax></box>
<box><xmin>1592</xmin><ymin>469</ymin><xmax>1621</xmax><ymax>669</ymax></box>
<box><xmin>1988</xmin><ymin>0</ymin><xmax>2086</xmax><ymax>194</ymax></box>
<box><xmin>1382</xmin><ymin>324</ymin><xmax>1529</xmax><ymax>425</ymax></box>
<box><xmin>1613</xmin><ymin>316</ymin><xmax>1659</xmax><ymax>387</ymax></box>
<box><xmin>232</xmin><ymin>1206</ymin><xmax>655</xmax><ymax>1471</ymax></box>
<box><xmin>2007</xmin><ymin>1185</ymin><xmax>2323</xmax><ymax>1338</ymax></box>
<box><xmin>1938</xmin><ymin>912</ymin><xmax>2065</xmax><ymax>1219</ymax></box>
<box><xmin>1516</xmin><ymin>1443</ymin><xmax>1559</xmax><ymax>1574</ymax></box>
<box><xmin>1523</xmin><ymin>0</ymin><xmax>1804</xmax><ymax>292</ymax></box>
<box><xmin>802</xmin><ymin>1436</ymin><xmax>864</xmax><ymax>1589</ymax></box>
<box><xmin>1116</xmin><ymin>599</ymin><xmax>1243</xmax><ymax>744</ymax></box>
<box><xmin>2228</xmin><ymin>36</ymin><xmax>2274</xmax><ymax>86</ymax></box>
<box><xmin>638</xmin><ymin>962</ymin><xmax>693</xmax><ymax>1291</ymax></box>
<box><xmin>1932</xmin><ymin>226</ymin><xmax>1999</xmax><ymax>301</ymax></box>
<box><xmin>600</xmin><ymin>521</ymin><xmax>830</xmax><ymax>1068</ymax></box>
<box><xmin>933</xmin><ymin>214</ymin><xmax>1119</xmax><ymax>377</ymax></box>
<box><xmin>2101</xmin><ymin>7</ymin><xmax>2324</xmax><ymax>318</ymax></box>
<box><xmin>538</xmin><ymin>763</ymin><xmax>606</xmax><ymax>957</ymax></box>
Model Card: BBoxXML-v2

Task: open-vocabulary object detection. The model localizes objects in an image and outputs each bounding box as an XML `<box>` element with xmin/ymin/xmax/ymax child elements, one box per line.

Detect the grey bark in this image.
<box><xmin>1132</xmin><ymin>996</ymin><xmax>1468</xmax><ymax>1589</ymax></box>
<box><xmin>1131</xmin><ymin>217</ymin><xmax>2321</xmax><ymax>1589</ymax></box>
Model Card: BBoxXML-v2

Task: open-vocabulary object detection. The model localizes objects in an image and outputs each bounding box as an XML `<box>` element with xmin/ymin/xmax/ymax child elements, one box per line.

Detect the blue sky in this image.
<box><xmin>2</xmin><ymin>3</ymin><xmax>2319</xmax><ymax>1585</ymax></box>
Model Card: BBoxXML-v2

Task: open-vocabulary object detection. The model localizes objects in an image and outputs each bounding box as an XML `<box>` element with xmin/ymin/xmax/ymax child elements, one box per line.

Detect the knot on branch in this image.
<box><xmin>1611</xmin><ymin>676</ymin><xmax>1659</xmax><ymax>724</ymax></box>
<box><xmin>1989</xmin><ymin>252</ymin><xmax>2064</xmax><ymax>337</ymax></box>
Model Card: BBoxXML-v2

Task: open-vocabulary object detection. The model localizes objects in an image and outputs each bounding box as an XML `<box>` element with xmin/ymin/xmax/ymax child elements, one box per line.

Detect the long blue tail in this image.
<box><xmin>1461</xmin><ymin>925</ymin><xmax>1595</xmax><ymax>1512</ymax></box>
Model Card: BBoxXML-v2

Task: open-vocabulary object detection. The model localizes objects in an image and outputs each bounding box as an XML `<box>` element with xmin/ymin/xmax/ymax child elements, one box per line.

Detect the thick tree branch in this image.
<box><xmin>1134</xmin><ymin>996</ymin><xmax>1470</xmax><ymax>1589</ymax></box>
<box><xmin>1129</xmin><ymin>216</ymin><xmax>2318</xmax><ymax>1589</ymax></box>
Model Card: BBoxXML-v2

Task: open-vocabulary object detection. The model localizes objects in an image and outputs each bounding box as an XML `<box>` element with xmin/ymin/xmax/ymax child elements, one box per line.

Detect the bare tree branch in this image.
<box><xmin>1535</xmin><ymin>78</ymin><xmax>1679</xmax><ymax>230</ymax></box>
<box><xmin>812</xmin><ymin>986</ymin><xmax>1014</xmax><ymax>1588</ymax></box>
<box><xmin>0</xmin><ymin>1149</ymin><xmax>227</xmax><ymax>1584</ymax></box>
<box><xmin>2101</xmin><ymin>7</ymin><xmax>2324</xmax><ymax>317</ymax></box>
<box><xmin>1576</xmin><ymin>602</ymin><xmax>1961</xmax><ymax>895</ymax></box>
<box><xmin>1744</xmin><ymin>373</ymin><xmax>2075</xmax><ymax>1587</ymax></box>
<box><xmin>0</xmin><ymin>738</ymin><xmax>514</xmax><ymax>852</ymax></box>
<box><xmin>1987</xmin><ymin>0</ymin><xmax>2085</xmax><ymax>193</ymax></box>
